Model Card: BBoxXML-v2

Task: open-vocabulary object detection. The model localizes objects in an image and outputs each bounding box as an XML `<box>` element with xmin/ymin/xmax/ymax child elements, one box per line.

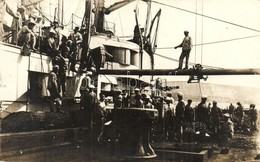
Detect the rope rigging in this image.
<box><xmin>152</xmin><ymin>1</ymin><xmax>260</xmax><ymax>33</ymax></box>
<box><xmin>154</xmin><ymin>52</ymin><xmax>223</xmax><ymax>69</ymax></box>
<box><xmin>155</xmin><ymin>35</ymin><xmax>260</xmax><ymax>50</ymax></box>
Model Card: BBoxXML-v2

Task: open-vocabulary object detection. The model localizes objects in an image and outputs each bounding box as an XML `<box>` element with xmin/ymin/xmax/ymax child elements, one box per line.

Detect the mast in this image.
<box><xmin>79</xmin><ymin>0</ymin><xmax>92</xmax><ymax>70</ymax></box>
<box><xmin>93</xmin><ymin>0</ymin><xmax>105</xmax><ymax>32</ymax></box>
<box><xmin>61</xmin><ymin>0</ymin><xmax>64</xmax><ymax>25</ymax></box>
<box><xmin>144</xmin><ymin>0</ymin><xmax>151</xmax><ymax>37</ymax></box>
<box><xmin>57</xmin><ymin>0</ymin><xmax>61</xmax><ymax>24</ymax></box>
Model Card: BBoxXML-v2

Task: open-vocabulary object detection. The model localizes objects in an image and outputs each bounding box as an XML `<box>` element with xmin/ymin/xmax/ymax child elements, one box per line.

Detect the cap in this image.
<box><xmin>117</xmin><ymin>94</ymin><xmax>122</xmax><ymax>99</ymax></box>
<box><xmin>74</xmin><ymin>26</ymin><xmax>80</xmax><ymax>31</ymax></box>
<box><xmin>184</xmin><ymin>30</ymin><xmax>189</xmax><ymax>33</ymax></box>
<box><xmin>134</xmin><ymin>88</ymin><xmax>140</xmax><ymax>91</ymax></box>
<box><xmin>144</xmin><ymin>87</ymin><xmax>149</xmax><ymax>91</ymax></box>
<box><xmin>53</xmin><ymin>65</ymin><xmax>59</xmax><ymax>69</ymax></box>
<box><xmin>213</xmin><ymin>100</ymin><xmax>217</xmax><ymax>104</ymax></box>
<box><xmin>201</xmin><ymin>95</ymin><xmax>207</xmax><ymax>99</ymax></box>
<box><xmin>17</xmin><ymin>5</ymin><xmax>25</xmax><ymax>12</ymax></box>
<box><xmin>86</xmin><ymin>71</ymin><xmax>92</xmax><ymax>76</ymax></box>
<box><xmin>250</xmin><ymin>104</ymin><xmax>255</xmax><ymax>108</ymax></box>
<box><xmin>165</xmin><ymin>97</ymin><xmax>171</xmax><ymax>101</ymax></box>
<box><xmin>89</xmin><ymin>85</ymin><xmax>95</xmax><ymax>89</ymax></box>
<box><xmin>28</xmin><ymin>20</ymin><xmax>36</xmax><ymax>26</ymax></box>
<box><xmin>187</xmin><ymin>99</ymin><xmax>192</xmax><ymax>103</ymax></box>
<box><xmin>177</xmin><ymin>92</ymin><xmax>184</xmax><ymax>97</ymax></box>
<box><xmin>237</xmin><ymin>102</ymin><xmax>241</xmax><ymax>105</ymax></box>
<box><xmin>49</xmin><ymin>28</ymin><xmax>56</xmax><ymax>34</ymax></box>
<box><xmin>223</xmin><ymin>113</ymin><xmax>230</xmax><ymax>118</ymax></box>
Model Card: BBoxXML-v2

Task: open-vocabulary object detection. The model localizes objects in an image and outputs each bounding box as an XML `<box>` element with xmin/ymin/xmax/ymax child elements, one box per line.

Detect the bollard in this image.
<box><xmin>113</xmin><ymin>108</ymin><xmax>158</xmax><ymax>159</ymax></box>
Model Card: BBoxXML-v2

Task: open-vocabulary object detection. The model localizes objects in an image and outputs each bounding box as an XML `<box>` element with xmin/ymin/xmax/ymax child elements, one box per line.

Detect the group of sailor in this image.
<box><xmin>84</xmin><ymin>87</ymin><xmax>258</xmax><ymax>143</ymax></box>
<box><xmin>0</xmin><ymin>3</ymin><xmax>90</xmax><ymax>74</ymax></box>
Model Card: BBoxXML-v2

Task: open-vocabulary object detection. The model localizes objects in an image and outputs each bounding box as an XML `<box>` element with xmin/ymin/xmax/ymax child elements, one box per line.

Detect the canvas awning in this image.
<box><xmin>99</xmin><ymin>75</ymin><xmax>117</xmax><ymax>84</ymax></box>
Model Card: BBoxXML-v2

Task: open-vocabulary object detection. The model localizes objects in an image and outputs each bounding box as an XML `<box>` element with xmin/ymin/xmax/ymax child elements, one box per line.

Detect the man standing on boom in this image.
<box><xmin>174</xmin><ymin>30</ymin><xmax>192</xmax><ymax>70</ymax></box>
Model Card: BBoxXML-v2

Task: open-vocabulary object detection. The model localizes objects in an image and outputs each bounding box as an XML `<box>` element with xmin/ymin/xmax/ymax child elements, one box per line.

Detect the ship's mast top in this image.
<box><xmin>93</xmin><ymin>0</ymin><xmax>149</xmax><ymax>33</ymax></box>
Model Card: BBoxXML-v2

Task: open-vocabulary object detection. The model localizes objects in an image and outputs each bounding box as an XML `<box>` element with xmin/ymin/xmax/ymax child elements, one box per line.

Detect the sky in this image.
<box><xmin>5</xmin><ymin>0</ymin><xmax>260</xmax><ymax>88</ymax></box>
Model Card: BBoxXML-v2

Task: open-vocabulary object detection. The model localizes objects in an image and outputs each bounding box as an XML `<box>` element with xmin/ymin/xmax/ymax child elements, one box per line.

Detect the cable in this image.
<box><xmin>152</xmin><ymin>1</ymin><xmax>260</xmax><ymax>33</ymax></box>
<box><xmin>201</xmin><ymin>0</ymin><xmax>204</xmax><ymax>65</ymax></box>
<box><xmin>198</xmin><ymin>82</ymin><xmax>202</xmax><ymax>97</ymax></box>
<box><xmin>73</xmin><ymin>13</ymin><xmax>83</xmax><ymax>19</ymax></box>
<box><xmin>118</xmin><ymin>11</ymin><xmax>124</xmax><ymax>38</ymax></box>
<box><xmin>194</xmin><ymin>0</ymin><xmax>198</xmax><ymax>64</ymax></box>
<box><xmin>154</xmin><ymin>52</ymin><xmax>223</xmax><ymax>69</ymax></box>
<box><xmin>156</xmin><ymin>35</ymin><xmax>260</xmax><ymax>49</ymax></box>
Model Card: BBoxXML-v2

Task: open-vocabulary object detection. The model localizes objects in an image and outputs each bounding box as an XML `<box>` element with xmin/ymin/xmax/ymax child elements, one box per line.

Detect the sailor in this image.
<box><xmin>47</xmin><ymin>65</ymin><xmax>62</xmax><ymax>113</ymax></box>
<box><xmin>135</xmin><ymin>93</ymin><xmax>144</xmax><ymax>108</ymax></box>
<box><xmin>11</xmin><ymin>5</ymin><xmax>26</xmax><ymax>44</ymax></box>
<box><xmin>0</xmin><ymin>0</ymin><xmax>19</xmax><ymax>41</ymax></box>
<box><xmin>46</xmin><ymin>28</ymin><xmax>58</xmax><ymax>58</ymax></box>
<box><xmin>80</xmin><ymin>71</ymin><xmax>93</xmax><ymax>110</ymax></box>
<box><xmin>174</xmin><ymin>30</ymin><xmax>192</xmax><ymax>70</ymax></box>
<box><xmin>130</xmin><ymin>88</ymin><xmax>141</xmax><ymax>107</ymax></box>
<box><xmin>166</xmin><ymin>92</ymin><xmax>175</xmax><ymax>105</ymax></box>
<box><xmin>143</xmin><ymin>94</ymin><xmax>154</xmax><ymax>109</ymax></box>
<box><xmin>58</xmin><ymin>36</ymin><xmax>70</xmax><ymax>97</ymax></box>
<box><xmin>175</xmin><ymin>92</ymin><xmax>185</xmax><ymax>142</ymax></box>
<box><xmin>114</xmin><ymin>89</ymin><xmax>123</xmax><ymax>109</ymax></box>
<box><xmin>84</xmin><ymin>84</ymin><xmax>97</xmax><ymax>128</ymax></box>
<box><xmin>17</xmin><ymin>20</ymin><xmax>37</xmax><ymax>54</ymax></box>
<box><xmin>183</xmin><ymin>99</ymin><xmax>195</xmax><ymax>141</ymax></box>
<box><xmin>196</xmin><ymin>95</ymin><xmax>209</xmax><ymax>127</ymax></box>
<box><xmin>249</xmin><ymin>104</ymin><xmax>257</xmax><ymax>131</ymax></box>
<box><xmin>96</xmin><ymin>93</ymin><xmax>107</xmax><ymax>142</ymax></box>
<box><xmin>228</xmin><ymin>103</ymin><xmax>235</xmax><ymax>119</ymax></box>
<box><xmin>122</xmin><ymin>89</ymin><xmax>129</xmax><ymax>108</ymax></box>
<box><xmin>69</xmin><ymin>26</ymin><xmax>82</xmax><ymax>70</ymax></box>
<box><xmin>164</xmin><ymin>96</ymin><xmax>174</xmax><ymax>140</ymax></box>
<box><xmin>235</xmin><ymin>102</ymin><xmax>244</xmax><ymax>131</ymax></box>
<box><xmin>184</xmin><ymin>99</ymin><xmax>195</xmax><ymax>123</ymax></box>
<box><xmin>221</xmin><ymin>113</ymin><xmax>234</xmax><ymax>139</ymax></box>
<box><xmin>210</xmin><ymin>100</ymin><xmax>222</xmax><ymax>134</ymax></box>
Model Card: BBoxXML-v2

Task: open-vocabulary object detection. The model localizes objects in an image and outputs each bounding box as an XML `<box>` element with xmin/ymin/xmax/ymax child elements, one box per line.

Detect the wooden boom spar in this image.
<box><xmin>99</xmin><ymin>68</ymin><xmax>260</xmax><ymax>76</ymax></box>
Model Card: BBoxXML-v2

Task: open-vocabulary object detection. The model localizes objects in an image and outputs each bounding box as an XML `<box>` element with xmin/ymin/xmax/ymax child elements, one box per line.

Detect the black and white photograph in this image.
<box><xmin>0</xmin><ymin>0</ymin><xmax>260</xmax><ymax>161</ymax></box>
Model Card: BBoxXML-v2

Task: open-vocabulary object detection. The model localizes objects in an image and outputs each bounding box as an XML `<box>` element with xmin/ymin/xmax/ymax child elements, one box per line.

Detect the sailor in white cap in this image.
<box><xmin>83</xmin><ymin>83</ymin><xmax>97</xmax><ymax>127</ymax></box>
<box><xmin>222</xmin><ymin>113</ymin><xmax>234</xmax><ymax>138</ymax></box>
<box><xmin>197</xmin><ymin>94</ymin><xmax>209</xmax><ymax>127</ymax></box>
<box><xmin>177</xmin><ymin>92</ymin><xmax>184</xmax><ymax>97</ymax></box>
<box><xmin>164</xmin><ymin>96</ymin><xmax>174</xmax><ymax>140</ymax></box>
<box><xmin>210</xmin><ymin>100</ymin><xmax>222</xmax><ymax>133</ymax></box>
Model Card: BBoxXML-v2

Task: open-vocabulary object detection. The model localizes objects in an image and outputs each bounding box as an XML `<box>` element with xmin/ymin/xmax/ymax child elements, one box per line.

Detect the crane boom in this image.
<box><xmin>104</xmin><ymin>0</ymin><xmax>149</xmax><ymax>14</ymax></box>
<box><xmin>99</xmin><ymin>68</ymin><xmax>260</xmax><ymax>76</ymax></box>
<box><xmin>104</xmin><ymin>0</ymin><xmax>135</xmax><ymax>14</ymax></box>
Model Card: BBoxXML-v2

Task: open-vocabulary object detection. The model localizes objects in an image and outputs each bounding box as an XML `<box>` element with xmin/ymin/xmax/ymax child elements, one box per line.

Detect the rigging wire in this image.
<box><xmin>194</xmin><ymin>0</ymin><xmax>197</xmax><ymax>64</ymax></box>
<box><xmin>152</xmin><ymin>1</ymin><xmax>260</xmax><ymax>33</ymax></box>
<box><xmin>201</xmin><ymin>0</ymin><xmax>204</xmax><ymax>65</ymax></box>
<box><xmin>198</xmin><ymin>0</ymin><xmax>204</xmax><ymax>98</ymax></box>
<box><xmin>155</xmin><ymin>35</ymin><xmax>260</xmax><ymax>49</ymax></box>
<box><xmin>198</xmin><ymin>81</ymin><xmax>202</xmax><ymax>97</ymax></box>
<box><xmin>118</xmin><ymin>11</ymin><xmax>125</xmax><ymax>38</ymax></box>
<box><xmin>154</xmin><ymin>52</ymin><xmax>223</xmax><ymax>69</ymax></box>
